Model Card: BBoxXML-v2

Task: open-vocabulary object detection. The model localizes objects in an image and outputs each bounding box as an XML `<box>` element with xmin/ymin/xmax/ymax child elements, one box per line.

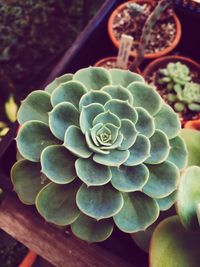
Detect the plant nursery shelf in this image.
<box><xmin>0</xmin><ymin>194</ymin><xmax>134</xmax><ymax>267</ymax></box>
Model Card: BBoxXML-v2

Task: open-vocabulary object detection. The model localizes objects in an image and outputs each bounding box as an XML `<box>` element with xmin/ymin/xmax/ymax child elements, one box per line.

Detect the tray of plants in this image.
<box><xmin>0</xmin><ymin>1</ymin><xmax>200</xmax><ymax>267</ymax></box>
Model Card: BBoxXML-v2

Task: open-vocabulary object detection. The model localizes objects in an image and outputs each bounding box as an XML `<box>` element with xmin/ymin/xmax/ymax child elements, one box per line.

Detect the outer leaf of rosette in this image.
<box><xmin>113</xmin><ymin>192</ymin><xmax>159</xmax><ymax>233</ymax></box>
<box><xmin>18</xmin><ymin>90</ymin><xmax>52</xmax><ymax>125</ymax></box>
<box><xmin>11</xmin><ymin>159</ymin><xmax>49</xmax><ymax>205</ymax></box>
<box><xmin>16</xmin><ymin>121</ymin><xmax>60</xmax><ymax>162</ymax></box>
<box><xmin>71</xmin><ymin>214</ymin><xmax>114</xmax><ymax>243</ymax></box>
<box><xmin>73</xmin><ymin>67</ymin><xmax>112</xmax><ymax>90</ymax></box>
<box><xmin>45</xmin><ymin>73</ymin><xmax>73</xmax><ymax>94</ymax></box>
<box><xmin>51</xmin><ymin>81</ymin><xmax>88</xmax><ymax>109</ymax></box>
<box><xmin>177</xmin><ymin>166</ymin><xmax>200</xmax><ymax>231</ymax></box>
<box><xmin>127</xmin><ymin>82</ymin><xmax>162</xmax><ymax>116</ymax></box>
<box><xmin>76</xmin><ymin>183</ymin><xmax>124</xmax><ymax>220</ymax></box>
<box><xmin>109</xmin><ymin>68</ymin><xmax>144</xmax><ymax>87</ymax></box>
<box><xmin>36</xmin><ymin>180</ymin><xmax>81</xmax><ymax>226</ymax></box>
<box><xmin>101</xmin><ymin>85</ymin><xmax>133</xmax><ymax>105</ymax></box>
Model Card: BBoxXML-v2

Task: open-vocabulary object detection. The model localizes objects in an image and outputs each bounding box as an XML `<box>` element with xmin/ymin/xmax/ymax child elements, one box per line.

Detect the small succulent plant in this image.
<box><xmin>11</xmin><ymin>67</ymin><xmax>187</xmax><ymax>242</ymax></box>
<box><xmin>127</xmin><ymin>3</ymin><xmax>146</xmax><ymax>16</ymax></box>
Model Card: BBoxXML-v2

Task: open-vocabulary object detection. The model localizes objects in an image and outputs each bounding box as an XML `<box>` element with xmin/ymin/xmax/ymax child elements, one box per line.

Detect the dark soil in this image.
<box><xmin>112</xmin><ymin>2</ymin><xmax>176</xmax><ymax>54</ymax></box>
<box><xmin>145</xmin><ymin>63</ymin><xmax>200</xmax><ymax>123</ymax></box>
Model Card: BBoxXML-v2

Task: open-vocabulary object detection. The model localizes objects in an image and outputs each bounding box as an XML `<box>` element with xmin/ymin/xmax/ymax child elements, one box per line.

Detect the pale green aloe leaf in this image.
<box><xmin>79</xmin><ymin>91</ymin><xmax>111</xmax><ymax>111</ymax></box>
<box><xmin>156</xmin><ymin>191</ymin><xmax>177</xmax><ymax>211</ymax></box>
<box><xmin>71</xmin><ymin>214</ymin><xmax>114</xmax><ymax>243</ymax></box>
<box><xmin>124</xmin><ymin>135</ymin><xmax>150</xmax><ymax>166</ymax></box>
<box><xmin>113</xmin><ymin>192</ymin><xmax>159</xmax><ymax>233</ymax></box>
<box><xmin>16</xmin><ymin>121</ymin><xmax>60</xmax><ymax>162</ymax></box>
<box><xmin>79</xmin><ymin>103</ymin><xmax>104</xmax><ymax>134</ymax></box>
<box><xmin>18</xmin><ymin>91</ymin><xmax>51</xmax><ymax>125</ymax></box>
<box><xmin>49</xmin><ymin>102</ymin><xmax>79</xmax><ymax>141</ymax></box>
<box><xmin>118</xmin><ymin>119</ymin><xmax>137</xmax><ymax>150</ymax></box>
<box><xmin>145</xmin><ymin>130</ymin><xmax>170</xmax><ymax>164</ymax></box>
<box><xmin>135</xmin><ymin>107</ymin><xmax>155</xmax><ymax>138</ymax></box>
<box><xmin>75</xmin><ymin>158</ymin><xmax>112</xmax><ymax>186</ymax></box>
<box><xmin>150</xmin><ymin>215</ymin><xmax>200</xmax><ymax>267</ymax></box>
<box><xmin>51</xmin><ymin>81</ymin><xmax>87</xmax><ymax>108</ymax></box>
<box><xmin>73</xmin><ymin>67</ymin><xmax>111</xmax><ymax>90</ymax></box>
<box><xmin>167</xmin><ymin>135</ymin><xmax>188</xmax><ymax>169</ymax></box>
<box><xmin>36</xmin><ymin>181</ymin><xmax>81</xmax><ymax>226</ymax></box>
<box><xmin>93</xmin><ymin>149</ymin><xmax>130</xmax><ymax>167</ymax></box>
<box><xmin>101</xmin><ymin>85</ymin><xmax>133</xmax><ymax>105</ymax></box>
<box><xmin>64</xmin><ymin>125</ymin><xmax>92</xmax><ymax>158</ymax></box>
<box><xmin>154</xmin><ymin>104</ymin><xmax>181</xmax><ymax>139</ymax></box>
<box><xmin>41</xmin><ymin>145</ymin><xmax>76</xmax><ymax>184</ymax></box>
<box><xmin>179</xmin><ymin>129</ymin><xmax>200</xmax><ymax>166</ymax></box>
<box><xmin>93</xmin><ymin>110</ymin><xmax>121</xmax><ymax>128</ymax></box>
<box><xmin>177</xmin><ymin>166</ymin><xmax>200</xmax><ymax>231</ymax></box>
<box><xmin>11</xmin><ymin>159</ymin><xmax>49</xmax><ymax>205</ymax></box>
<box><xmin>143</xmin><ymin>161</ymin><xmax>179</xmax><ymax>199</ymax></box>
<box><xmin>111</xmin><ymin>164</ymin><xmax>149</xmax><ymax>192</ymax></box>
<box><xmin>85</xmin><ymin>132</ymin><xmax>109</xmax><ymax>155</ymax></box>
<box><xmin>5</xmin><ymin>94</ymin><xmax>18</xmax><ymax>123</ymax></box>
<box><xmin>104</xmin><ymin>99</ymin><xmax>137</xmax><ymax>124</ymax></box>
<box><xmin>127</xmin><ymin>82</ymin><xmax>162</xmax><ymax>115</ymax></box>
<box><xmin>45</xmin><ymin>73</ymin><xmax>73</xmax><ymax>94</ymax></box>
<box><xmin>76</xmin><ymin>183</ymin><xmax>124</xmax><ymax>220</ymax></box>
<box><xmin>109</xmin><ymin>69</ymin><xmax>144</xmax><ymax>87</ymax></box>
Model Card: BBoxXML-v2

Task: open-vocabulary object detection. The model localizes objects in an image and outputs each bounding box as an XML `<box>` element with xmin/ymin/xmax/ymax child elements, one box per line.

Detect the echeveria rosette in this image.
<box><xmin>11</xmin><ymin>67</ymin><xmax>188</xmax><ymax>243</ymax></box>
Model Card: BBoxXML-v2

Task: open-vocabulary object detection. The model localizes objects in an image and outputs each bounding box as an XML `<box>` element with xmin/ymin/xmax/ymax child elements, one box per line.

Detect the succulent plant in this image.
<box><xmin>11</xmin><ymin>67</ymin><xmax>187</xmax><ymax>242</ymax></box>
<box><xmin>127</xmin><ymin>3</ymin><xmax>146</xmax><ymax>16</ymax></box>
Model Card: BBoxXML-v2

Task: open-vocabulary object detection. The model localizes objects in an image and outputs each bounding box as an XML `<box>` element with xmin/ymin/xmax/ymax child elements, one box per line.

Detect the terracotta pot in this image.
<box><xmin>19</xmin><ymin>250</ymin><xmax>37</xmax><ymax>267</ymax></box>
<box><xmin>94</xmin><ymin>56</ymin><xmax>141</xmax><ymax>74</ymax></box>
<box><xmin>184</xmin><ymin>119</ymin><xmax>200</xmax><ymax>130</ymax></box>
<box><xmin>108</xmin><ymin>0</ymin><xmax>182</xmax><ymax>59</ymax></box>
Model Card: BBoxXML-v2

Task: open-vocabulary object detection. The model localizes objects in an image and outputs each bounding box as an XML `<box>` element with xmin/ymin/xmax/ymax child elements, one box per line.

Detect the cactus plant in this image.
<box><xmin>11</xmin><ymin>67</ymin><xmax>187</xmax><ymax>242</ymax></box>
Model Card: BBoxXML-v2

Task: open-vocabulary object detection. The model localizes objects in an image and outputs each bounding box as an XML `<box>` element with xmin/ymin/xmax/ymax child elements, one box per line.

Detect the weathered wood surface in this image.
<box><xmin>0</xmin><ymin>195</ymin><xmax>134</xmax><ymax>267</ymax></box>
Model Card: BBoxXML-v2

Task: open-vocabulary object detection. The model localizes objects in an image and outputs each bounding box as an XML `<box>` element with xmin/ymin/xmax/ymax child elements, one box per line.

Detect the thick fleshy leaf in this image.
<box><xmin>179</xmin><ymin>129</ymin><xmax>200</xmax><ymax>166</ymax></box>
<box><xmin>11</xmin><ymin>159</ymin><xmax>48</xmax><ymax>205</ymax></box>
<box><xmin>167</xmin><ymin>136</ymin><xmax>188</xmax><ymax>169</ymax></box>
<box><xmin>145</xmin><ymin>130</ymin><xmax>170</xmax><ymax>164</ymax></box>
<box><xmin>90</xmin><ymin>123</ymin><xmax>103</xmax><ymax>146</ymax></box>
<box><xmin>127</xmin><ymin>82</ymin><xmax>162</xmax><ymax>115</ymax></box>
<box><xmin>64</xmin><ymin>126</ymin><xmax>92</xmax><ymax>158</ymax></box>
<box><xmin>104</xmin><ymin>99</ymin><xmax>137</xmax><ymax>124</ymax></box>
<box><xmin>143</xmin><ymin>161</ymin><xmax>179</xmax><ymax>199</ymax></box>
<box><xmin>150</xmin><ymin>216</ymin><xmax>200</xmax><ymax>267</ymax></box>
<box><xmin>113</xmin><ymin>192</ymin><xmax>159</xmax><ymax>232</ymax></box>
<box><xmin>79</xmin><ymin>91</ymin><xmax>111</xmax><ymax>111</ymax></box>
<box><xmin>16</xmin><ymin>121</ymin><xmax>60</xmax><ymax>162</ymax></box>
<box><xmin>79</xmin><ymin>103</ymin><xmax>104</xmax><ymax>134</ymax></box>
<box><xmin>156</xmin><ymin>191</ymin><xmax>177</xmax><ymax>211</ymax></box>
<box><xmin>111</xmin><ymin>164</ymin><xmax>149</xmax><ymax>192</ymax></box>
<box><xmin>85</xmin><ymin>132</ymin><xmax>109</xmax><ymax>155</ymax></box>
<box><xmin>18</xmin><ymin>91</ymin><xmax>52</xmax><ymax>125</ymax></box>
<box><xmin>41</xmin><ymin>145</ymin><xmax>76</xmax><ymax>184</ymax></box>
<box><xmin>118</xmin><ymin>119</ymin><xmax>137</xmax><ymax>150</ymax></box>
<box><xmin>75</xmin><ymin>158</ymin><xmax>111</xmax><ymax>186</ymax></box>
<box><xmin>51</xmin><ymin>81</ymin><xmax>87</xmax><ymax>108</ymax></box>
<box><xmin>76</xmin><ymin>183</ymin><xmax>124</xmax><ymax>220</ymax></box>
<box><xmin>101</xmin><ymin>85</ymin><xmax>133</xmax><ymax>105</ymax></box>
<box><xmin>49</xmin><ymin>102</ymin><xmax>79</xmax><ymax>140</ymax></box>
<box><xmin>109</xmin><ymin>69</ymin><xmax>144</xmax><ymax>87</ymax></box>
<box><xmin>71</xmin><ymin>214</ymin><xmax>114</xmax><ymax>242</ymax></box>
<box><xmin>36</xmin><ymin>181</ymin><xmax>80</xmax><ymax>226</ymax></box>
<box><xmin>93</xmin><ymin>110</ymin><xmax>121</xmax><ymax>128</ymax></box>
<box><xmin>124</xmin><ymin>135</ymin><xmax>150</xmax><ymax>166</ymax></box>
<box><xmin>105</xmin><ymin>123</ymin><xmax>120</xmax><ymax>144</ymax></box>
<box><xmin>45</xmin><ymin>73</ymin><xmax>73</xmax><ymax>94</ymax></box>
<box><xmin>73</xmin><ymin>67</ymin><xmax>111</xmax><ymax>90</ymax></box>
<box><xmin>100</xmin><ymin>134</ymin><xmax>123</xmax><ymax>150</ymax></box>
<box><xmin>154</xmin><ymin>104</ymin><xmax>181</xmax><ymax>139</ymax></box>
<box><xmin>135</xmin><ymin>107</ymin><xmax>155</xmax><ymax>138</ymax></box>
<box><xmin>93</xmin><ymin>149</ymin><xmax>130</xmax><ymax>167</ymax></box>
<box><xmin>177</xmin><ymin>166</ymin><xmax>200</xmax><ymax>231</ymax></box>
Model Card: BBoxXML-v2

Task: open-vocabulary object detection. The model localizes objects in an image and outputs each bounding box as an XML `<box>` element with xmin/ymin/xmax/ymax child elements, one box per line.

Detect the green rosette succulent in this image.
<box><xmin>11</xmin><ymin>67</ymin><xmax>187</xmax><ymax>242</ymax></box>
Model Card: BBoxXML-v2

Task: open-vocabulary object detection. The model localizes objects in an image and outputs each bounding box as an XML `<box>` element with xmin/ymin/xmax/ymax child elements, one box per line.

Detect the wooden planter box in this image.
<box><xmin>0</xmin><ymin>1</ymin><xmax>199</xmax><ymax>266</ymax></box>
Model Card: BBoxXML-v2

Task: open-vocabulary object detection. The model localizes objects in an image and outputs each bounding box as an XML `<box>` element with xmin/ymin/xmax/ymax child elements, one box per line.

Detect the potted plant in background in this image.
<box><xmin>107</xmin><ymin>0</ymin><xmax>181</xmax><ymax>59</ymax></box>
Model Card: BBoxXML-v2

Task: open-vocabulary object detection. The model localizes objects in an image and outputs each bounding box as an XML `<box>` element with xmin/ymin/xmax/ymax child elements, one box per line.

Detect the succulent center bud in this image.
<box><xmin>99</xmin><ymin>132</ymin><xmax>112</xmax><ymax>143</ymax></box>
